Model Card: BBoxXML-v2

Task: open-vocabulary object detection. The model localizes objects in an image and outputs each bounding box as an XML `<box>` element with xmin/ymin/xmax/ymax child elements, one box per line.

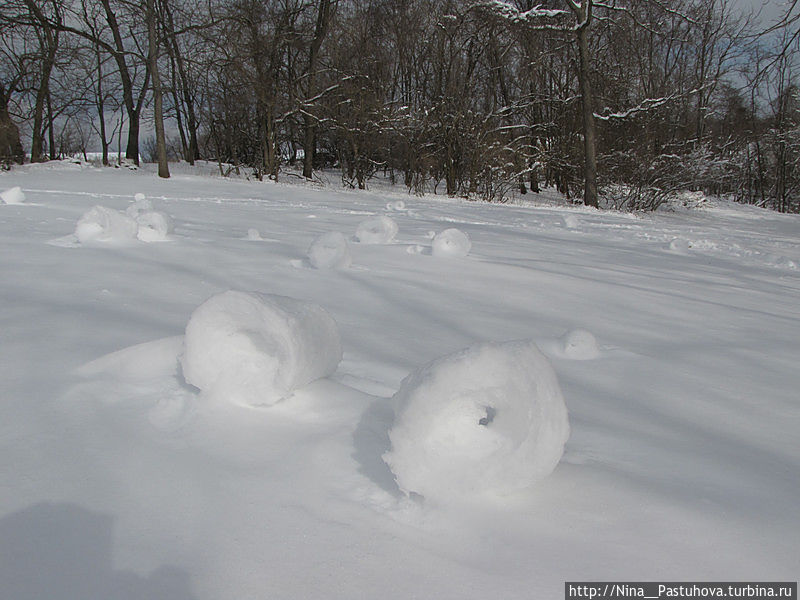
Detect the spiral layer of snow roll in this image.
<box><xmin>180</xmin><ymin>291</ymin><xmax>343</xmax><ymax>407</ymax></box>
<box><xmin>355</xmin><ymin>216</ymin><xmax>398</xmax><ymax>244</ymax></box>
<box><xmin>432</xmin><ymin>228</ymin><xmax>471</xmax><ymax>257</ymax></box>
<box><xmin>383</xmin><ymin>339</ymin><xmax>569</xmax><ymax>501</ymax></box>
<box><xmin>0</xmin><ymin>186</ymin><xmax>25</xmax><ymax>204</ymax></box>
<box><xmin>307</xmin><ymin>231</ymin><xmax>352</xmax><ymax>269</ymax></box>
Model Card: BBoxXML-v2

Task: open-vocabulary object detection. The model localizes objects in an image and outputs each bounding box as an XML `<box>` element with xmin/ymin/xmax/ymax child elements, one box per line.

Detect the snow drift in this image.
<box><xmin>383</xmin><ymin>340</ymin><xmax>570</xmax><ymax>501</ymax></box>
<box><xmin>354</xmin><ymin>216</ymin><xmax>398</xmax><ymax>244</ymax></box>
<box><xmin>0</xmin><ymin>186</ymin><xmax>25</xmax><ymax>205</ymax></box>
<box><xmin>180</xmin><ymin>290</ymin><xmax>343</xmax><ymax>406</ymax></box>
<box><xmin>307</xmin><ymin>231</ymin><xmax>352</xmax><ymax>269</ymax></box>
<box><xmin>432</xmin><ymin>228</ymin><xmax>471</xmax><ymax>257</ymax></box>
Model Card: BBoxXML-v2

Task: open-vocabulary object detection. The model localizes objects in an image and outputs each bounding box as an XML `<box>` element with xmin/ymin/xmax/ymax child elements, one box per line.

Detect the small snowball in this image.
<box><xmin>180</xmin><ymin>290</ymin><xmax>343</xmax><ymax>407</ymax></box>
<box><xmin>355</xmin><ymin>216</ymin><xmax>398</xmax><ymax>244</ymax></box>
<box><xmin>0</xmin><ymin>186</ymin><xmax>25</xmax><ymax>205</ymax></box>
<box><xmin>383</xmin><ymin>340</ymin><xmax>570</xmax><ymax>501</ymax></box>
<box><xmin>246</xmin><ymin>228</ymin><xmax>263</xmax><ymax>241</ymax></box>
<box><xmin>563</xmin><ymin>215</ymin><xmax>579</xmax><ymax>229</ymax></box>
<box><xmin>307</xmin><ymin>231</ymin><xmax>352</xmax><ymax>269</ymax></box>
<box><xmin>75</xmin><ymin>205</ymin><xmax>139</xmax><ymax>243</ymax></box>
<box><xmin>125</xmin><ymin>193</ymin><xmax>154</xmax><ymax>218</ymax></box>
<box><xmin>668</xmin><ymin>238</ymin><xmax>691</xmax><ymax>254</ymax></box>
<box><xmin>136</xmin><ymin>211</ymin><xmax>173</xmax><ymax>242</ymax></box>
<box><xmin>559</xmin><ymin>329</ymin><xmax>600</xmax><ymax>360</ymax></box>
<box><xmin>386</xmin><ymin>200</ymin><xmax>406</xmax><ymax>211</ymax></box>
<box><xmin>432</xmin><ymin>228</ymin><xmax>471</xmax><ymax>258</ymax></box>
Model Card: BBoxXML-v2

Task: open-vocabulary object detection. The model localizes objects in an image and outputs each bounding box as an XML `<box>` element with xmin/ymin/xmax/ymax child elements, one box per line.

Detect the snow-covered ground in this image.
<box><xmin>1</xmin><ymin>161</ymin><xmax>798</xmax><ymax>599</ymax></box>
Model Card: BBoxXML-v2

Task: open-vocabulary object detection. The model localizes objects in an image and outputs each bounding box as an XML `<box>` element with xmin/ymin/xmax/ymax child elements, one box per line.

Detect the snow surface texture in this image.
<box><xmin>432</xmin><ymin>228</ymin><xmax>471</xmax><ymax>257</ymax></box>
<box><xmin>2</xmin><ymin>164</ymin><xmax>799</xmax><ymax>599</ymax></box>
<box><xmin>180</xmin><ymin>290</ymin><xmax>343</xmax><ymax>407</ymax></box>
<box><xmin>384</xmin><ymin>340</ymin><xmax>570</xmax><ymax>501</ymax></box>
<box><xmin>74</xmin><ymin>205</ymin><xmax>139</xmax><ymax>243</ymax></box>
<box><xmin>559</xmin><ymin>329</ymin><xmax>600</xmax><ymax>360</ymax></box>
<box><xmin>307</xmin><ymin>231</ymin><xmax>352</xmax><ymax>269</ymax></box>
<box><xmin>354</xmin><ymin>216</ymin><xmax>398</xmax><ymax>244</ymax></box>
<box><xmin>0</xmin><ymin>186</ymin><xmax>25</xmax><ymax>204</ymax></box>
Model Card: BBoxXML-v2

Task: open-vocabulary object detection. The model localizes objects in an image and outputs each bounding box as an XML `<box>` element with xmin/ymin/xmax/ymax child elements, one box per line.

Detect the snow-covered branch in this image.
<box><xmin>473</xmin><ymin>1</ymin><xmax>570</xmax><ymax>30</ymax></box>
<box><xmin>594</xmin><ymin>87</ymin><xmax>707</xmax><ymax>121</ymax></box>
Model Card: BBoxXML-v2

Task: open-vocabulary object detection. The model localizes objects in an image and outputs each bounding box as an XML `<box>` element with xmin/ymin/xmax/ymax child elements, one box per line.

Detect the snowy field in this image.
<box><xmin>1</xmin><ymin>161</ymin><xmax>798</xmax><ymax>599</ymax></box>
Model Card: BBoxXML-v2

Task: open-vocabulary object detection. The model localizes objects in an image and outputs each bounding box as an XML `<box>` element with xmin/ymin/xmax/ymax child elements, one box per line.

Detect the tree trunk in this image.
<box><xmin>0</xmin><ymin>86</ymin><xmax>24</xmax><ymax>164</ymax></box>
<box><xmin>303</xmin><ymin>0</ymin><xmax>335</xmax><ymax>179</ymax></box>
<box><xmin>47</xmin><ymin>91</ymin><xmax>56</xmax><ymax>160</ymax></box>
<box><xmin>303</xmin><ymin>114</ymin><xmax>316</xmax><ymax>178</ymax></box>
<box><xmin>126</xmin><ymin>113</ymin><xmax>141</xmax><ymax>164</ymax></box>
<box><xmin>99</xmin><ymin>0</ymin><xmax>148</xmax><ymax>166</ymax></box>
<box><xmin>31</xmin><ymin>55</ymin><xmax>55</xmax><ymax>162</ymax></box>
<box><xmin>571</xmin><ymin>3</ymin><xmax>599</xmax><ymax>208</ymax></box>
<box><xmin>147</xmin><ymin>0</ymin><xmax>170</xmax><ymax>178</ymax></box>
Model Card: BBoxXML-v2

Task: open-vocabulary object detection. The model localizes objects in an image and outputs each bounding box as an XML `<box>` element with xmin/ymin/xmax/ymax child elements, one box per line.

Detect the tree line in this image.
<box><xmin>1</xmin><ymin>0</ymin><xmax>799</xmax><ymax>212</ymax></box>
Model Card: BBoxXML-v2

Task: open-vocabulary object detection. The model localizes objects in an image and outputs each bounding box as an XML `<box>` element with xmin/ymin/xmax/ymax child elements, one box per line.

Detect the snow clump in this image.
<box><xmin>563</xmin><ymin>215</ymin><xmax>579</xmax><ymax>229</ymax></box>
<box><xmin>181</xmin><ymin>290</ymin><xmax>343</xmax><ymax>407</ymax></box>
<box><xmin>383</xmin><ymin>339</ymin><xmax>570</xmax><ymax>501</ymax></box>
<box><xmin>75</xmin><ymin>205</ymin><xmax>139</xmax><ymax>243</ymax></box>
<box><xmin>307</xmin><ymin>231</ymin><xmax>352</xmax><ymax>269</ymax></box>
<box><xmin>246</xmin><ymin>228</ymin><xmax>263</xmax><ymax>241</ymax></box>
<box><xmin>0</xmin><ymin>186</ymin><xmax>25</xmax><ymax>205</ymax></box>
<box><xmin>125</xmin><ymin>193</ymin><xmax>154</xmax><ymax>218</ymax></box>
<box><xmin>135</xmin><ymin>210</ymin><xmax>173</xmax><ymax>242</ymax></box>
<box><xmin>559</xmin><ymin>328</ymin><xmax>600</xmax><ymax>360</ymax></box>
<box><xmin>431</xmin><ymin>228</ymin><xmax>471</xmax><ymax>258</ymax></box>
<box><xmin>354</xmin><ymin>215</ymin><xmax>398</xmax><ymax>244</ymax></box>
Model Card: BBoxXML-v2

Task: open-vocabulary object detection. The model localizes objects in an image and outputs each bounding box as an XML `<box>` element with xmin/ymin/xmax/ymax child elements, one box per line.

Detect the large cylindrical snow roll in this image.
<box><xmin>180</xmin><ymin>291</ymin><xmax>343</xmax><ymax>407</ymax></box>
<box><xmin>75</xmin><ymin>205</ymin><xmax>139</xmax><ymax>243</ymax></box>
<box><xmin>383</xmin><ymin>340</ymin><xmax>569</xmax><ymax>500</ymax></box>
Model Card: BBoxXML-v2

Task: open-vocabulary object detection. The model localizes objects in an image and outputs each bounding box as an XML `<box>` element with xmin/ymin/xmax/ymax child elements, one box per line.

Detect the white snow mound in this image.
<box><xmin>559</xmin><ymin>328</ymin><xmax>600</xmax><ymax>360</ymax></box>
<box><xmin>0</xmin><ymin>186</ymin><xmax>25</xmax><ymax>205</ymax></box>
<box><xmin>180</xmin><ymin>290</ymin><xmax>343</xmax><ymax>406</ymax></box>
<box><xmin>563</xmin><ymin>215</ymin><xmax>579</xmax><ymax>229</ymax></box>
<box><xmin>307</xmin><ymin>231</ymin><xmax>352</xmax><ymax>269</ymax></box>
<box><xmin>383</xmin><ymin>340</ymin><xmax>570</xmax><ymax>500</ymax></box>
<box><xmin>432</xmin><ymin>228</ymin><xmax>471</xmax><ymax>257</ymax></box>
<box><xmin>75</xmin><ymin>205</ymin><xmax>139</xmax><ymax>243</ymax></box>
<box><xmin>136</xmin><ymin>211</ymin><xmax>173</xmax><ymax>242</ymax></box>
<box><xmin>355</xmin><ymin>216</ymin><xmax>398</xmax><ymax>244</ymax></box>
<box><xmin>246</xmin><ymin>228</ymin><xmax>263</xmax><ymax>240</ymax></box>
